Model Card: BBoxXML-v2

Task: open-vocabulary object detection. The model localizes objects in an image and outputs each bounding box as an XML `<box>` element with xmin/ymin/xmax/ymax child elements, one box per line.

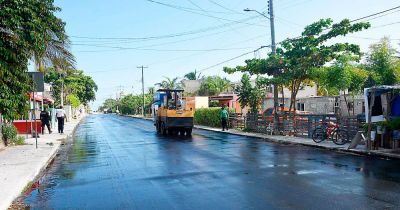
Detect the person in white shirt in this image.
<box><xmin>56</xmin><ymin>106</ymin><xmax>66</xmax><ymax>134</ymax></box>
<box><xmin>176</xmin><ymin>96</ymin><xmax>183</xmax><ymax>109</ymax></box>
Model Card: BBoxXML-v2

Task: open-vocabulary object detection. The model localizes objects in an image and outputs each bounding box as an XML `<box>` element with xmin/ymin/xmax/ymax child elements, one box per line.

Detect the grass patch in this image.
<box><xmin>14</xmin><ymin>136</ymin><xmax>25</xmax><ymax>145</ymax></box>
<box><xmin>22</xmin><ymin>181</ymin><xmax>33</xmax><ymax>193</ymax></box>
<box><xmin>46</xmin><ymin>142</ymin><xmax>54</xmax><ymax>146</ymax></box>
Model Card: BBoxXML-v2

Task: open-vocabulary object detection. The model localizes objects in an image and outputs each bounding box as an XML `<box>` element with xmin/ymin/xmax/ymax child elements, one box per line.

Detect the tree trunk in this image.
<box><xmin>281</xmin><ymin>85</ymin><xmax>285</xmax><ymax>108</ymax></box>
<box><xmin>342</xmin><ymin>90</ymin><xmax>350</xmax><ymax>116</ymax></box>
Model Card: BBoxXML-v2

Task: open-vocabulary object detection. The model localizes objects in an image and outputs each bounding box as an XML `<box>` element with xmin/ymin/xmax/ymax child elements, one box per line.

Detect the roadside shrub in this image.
<box><xmin>194</xmin><ymin>108</ymin><xmax>235</xmax><ymax>127</ymax></box>
<box><xmin>1</xmin><ymin>123</ymin><xmax>17</xmax><ymax>146</ymax></box>
<box><xmin>13</xmin><ymin>136</ymin><xmax>25</xmax><ymax>145</ymax></box>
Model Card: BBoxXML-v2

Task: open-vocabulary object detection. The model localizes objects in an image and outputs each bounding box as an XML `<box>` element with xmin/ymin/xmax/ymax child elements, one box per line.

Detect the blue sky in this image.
<box><xmin>53</xmin><ymin>0</ymin><xmax>400</xmax><ymax>109</ymax></box>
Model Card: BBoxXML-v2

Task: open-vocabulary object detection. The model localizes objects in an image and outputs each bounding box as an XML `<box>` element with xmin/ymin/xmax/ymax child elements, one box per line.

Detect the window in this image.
<box><xmin>297</xmin><ymin>103</ymin><xmax>305</xmax><ymax>111</ymax></box>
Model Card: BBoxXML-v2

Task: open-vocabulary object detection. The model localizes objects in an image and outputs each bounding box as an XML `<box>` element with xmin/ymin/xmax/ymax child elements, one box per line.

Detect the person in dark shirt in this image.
<box><xmin>40</xmin><ymin>107</ymin><xmax>52</xmax><ymax>134</ymax></box>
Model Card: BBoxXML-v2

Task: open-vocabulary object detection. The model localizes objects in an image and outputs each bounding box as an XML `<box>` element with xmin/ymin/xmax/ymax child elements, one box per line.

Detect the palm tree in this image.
<box><xmin>155</xmin><ymin>77</ymin><xmax>182</xmax><ymax>89</ymax></box>
<box><xmin>33</xmin><ymin>33</ymin><xmax>76</xmax><ymax>72</ymax></box>
<box><xmin>184</xmin><ymin>70</ymin><xmax>203</xmax><ymax>80</ymax></box>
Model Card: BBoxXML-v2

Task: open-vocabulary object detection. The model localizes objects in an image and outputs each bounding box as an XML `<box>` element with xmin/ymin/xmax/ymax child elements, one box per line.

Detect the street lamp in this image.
<box><xmin>244</xmin><ymin>2</ymin><xmax>279</xmax><ymax>134</ymax></box>
<box><xmin>243</xmin><ymin>8</ymin><xmax>269</xmax><ymax>19</ymax></box>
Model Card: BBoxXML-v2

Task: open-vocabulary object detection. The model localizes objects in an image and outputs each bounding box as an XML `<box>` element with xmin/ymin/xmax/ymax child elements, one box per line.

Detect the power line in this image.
<box><xmin>360</xmin><ymin>9</ymin><xmax>400</xmax><ymax>22</ymax></box>
<box><xmin>72</xmin><ymin>17</ymin><xmax>265</xmax><ymax>48</ymax></box>
<box><xmin>71</xmin><ymin>43</ymin><xmax>255</xmax><ymax>52</ymax></box>
<box><xmin>144</xmin><ymin>0</ymin><xmax>237</xmax><ymax>15</ymax></box>
<box><xmin>207</xmin><ymin>0</ymin><xmax>243</xmax><ymax>15</ymax></box>
<box><xmin>70</xmin><ymin>16</ymin><xmax>263</xmax><ymax>41</ymax></box>
<box><xmin>351</xmin><ymin>5</ymin><xmax>400</xmax><ymax>22</ymax></box>
<box><xmin>84</xmin><ymin>34</ymin><xmax>267</xmax><ymax>73</ymax></box>
<box><xmin>198</xmin><ymin>46</ymin><xmax>270</xmax><ymax>73</ymax></box>
<box><xmin>144</xmin><ymin>0</ymin><xmax>265</xmax><ymax>26</ymax></box>
<box><xmin>370</xmin><ymin>21</ymin><xmax>400</xmax><ymax>29</ymax></box>
<box><xmin>195</xmin><ymin>6</ymin><xmax>400</xmax><ymax>74</ymax></box>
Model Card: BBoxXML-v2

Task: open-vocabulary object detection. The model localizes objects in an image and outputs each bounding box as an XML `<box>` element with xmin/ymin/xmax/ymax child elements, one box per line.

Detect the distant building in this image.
<box><xmin>181</xmin><ymin>79</ymin><xmax>202</xmax><ymax>95</ymax></box>
<box><xmin>263</xmin><ymin>85</ymin><xmax>318</xmax><ymax>111</ymax></box>
<box><xmin>209</xmin><ymin>94</ymin><xmax>242</xmax><ymax>113</ymax></box>
<box><xmin>296</xmin><ymin>94</ymin><xmax>364</xmax><ymax>116</ymax></box>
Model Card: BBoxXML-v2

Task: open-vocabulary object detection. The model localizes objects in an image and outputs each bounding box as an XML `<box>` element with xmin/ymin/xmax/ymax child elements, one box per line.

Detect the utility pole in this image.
<box><xmin>269</xmin><ymin>0</ymin><xmax>279</xmax><ymax>134</ymax></box>
<box><xmin>60</xmin><ymin>72</ymin><xmax>64</xmax><ymax>107</ymax></box>
<box><xmin>244</xmin><ymin>1</ymin><xmax>279</xmax><ymax>133</ymax></box>
<box><xmin>137</xmin><ymin>66</ymin><xmax>148</xmax><ymax>117</ymax></box>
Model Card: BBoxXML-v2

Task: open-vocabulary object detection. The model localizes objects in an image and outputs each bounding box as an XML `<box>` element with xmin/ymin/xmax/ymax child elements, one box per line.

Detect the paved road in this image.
<box><xmin>24</xmin><ymin>115</ymin><xmax>400</xmax><ymax>210</ymax></box>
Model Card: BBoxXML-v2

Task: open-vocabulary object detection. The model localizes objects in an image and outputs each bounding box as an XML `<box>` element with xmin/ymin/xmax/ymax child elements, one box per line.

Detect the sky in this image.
<box><xmin>52</xmin><ymin>0</ymin><xmax>400</xmax><ymax>109</ymax></box>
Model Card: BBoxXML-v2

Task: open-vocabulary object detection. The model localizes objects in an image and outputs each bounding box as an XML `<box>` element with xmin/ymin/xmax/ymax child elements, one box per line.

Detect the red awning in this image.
<box><xmin>29</xmin><ymin>93</ymin><xmax>43</xmax><ymax>102</ymax></box>
<box><xmin>28</xmin><ymin>93</ymin><xmax>54</xmax><ymax>103</ymax></box>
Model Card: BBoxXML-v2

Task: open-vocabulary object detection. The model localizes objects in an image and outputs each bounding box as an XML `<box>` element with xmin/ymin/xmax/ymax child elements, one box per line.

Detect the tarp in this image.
<box><xmin>364</xmin><ymin>86</ymin><xmax>400</xmax><ymax>122</ymax></box>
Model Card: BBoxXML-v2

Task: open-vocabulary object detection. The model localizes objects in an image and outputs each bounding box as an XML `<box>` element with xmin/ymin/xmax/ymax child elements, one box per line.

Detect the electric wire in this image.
<box><xmin>70</xmin><ymin>15</ymin><xmax>263</xmax><ymax>41</ymax></box>
<box><xmin>144</xmin><ymin>0</ymin><xmax>265</xmax><ymax>27</ymax></box>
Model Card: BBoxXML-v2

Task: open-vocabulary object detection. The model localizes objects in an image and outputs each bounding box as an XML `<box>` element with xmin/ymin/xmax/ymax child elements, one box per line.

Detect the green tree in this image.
<box><xmin>236</xmin><ymin>74</ymin><xmax>266</xmax><ymax>113</ymax></box>
<box><xmin>184</xmin><ymin>70</ymin><xmax>203</xmax><ymax>80</ymax></box>
<box><xmin>98</xmin><ymin>99</ymin><xmax>117</xmax><ymax>112</ymax></box>
<box><xmin>198</xmin><ymin>76</ymin><xmax>231</xmax><ymax>96</ymax></box>
<box><xmin>44</xmin><ymin>68</ymin><xmax>98</xmax><ymax>106</ymax></box>
<box><xmin>314</xmin><ymin>55</ymin><xmax>368</xmax><ymax>115</ymax></box>
<box><xmin>66</xmin><ymin>94</ymin><xmax>80</xmax><ymax>108</ymax></box>
<box><xmin>0</xmin><ymin>0</ymin><xmax>69</xmax><ymax>120</ymax></box>
<box><xmin>156</xmin><ymin>77</ymin><xmax>181</xmax><ymax>89</ymax></box>
<box><xmin>276</xmin><ymin>18</ymin><xmax>370</xmax><ymax>113</ymax></box>
<box><xmin>226</xmin><ymin>18</ymin><xmax>370</xmax><ymax>116</ymax></box>
<box><xmin>364</xmin><ymin>37</ymin><xmax>400</xmax><ymax>87</ymax></box>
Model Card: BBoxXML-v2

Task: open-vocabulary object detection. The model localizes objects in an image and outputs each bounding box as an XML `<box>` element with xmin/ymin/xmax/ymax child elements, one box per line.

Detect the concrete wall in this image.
<box><xmin>297</xmin><ymin>97</ymin><xmax>336</xmax><ymax>114</ymax></box>
<box><xmin>339</xmin><ymin>95</ymin><xmax>364</xmax><ymax>116</ymax></box>
<box><xmin>194</xmin><ymin>97</ymin><xmax>209</xmax><ymax>109</ymax></box>
<box><xmin>181</xmin><ymin>80</ymin><xmax>202</xmax><ymax>94</ymax></box>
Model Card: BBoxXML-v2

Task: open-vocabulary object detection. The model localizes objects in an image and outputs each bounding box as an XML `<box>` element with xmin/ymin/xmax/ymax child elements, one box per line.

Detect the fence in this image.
<box><xmin>229</xmin><ymin>113</ymin><xmax>363</xmax><ymax>141</ymax></box>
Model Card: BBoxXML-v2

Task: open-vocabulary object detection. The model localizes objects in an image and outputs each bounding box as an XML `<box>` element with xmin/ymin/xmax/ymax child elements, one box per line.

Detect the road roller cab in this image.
<box><xmin>153</xmin><ymin>89</ymin><xmax>194</xmax><ymax>135</ymax></box>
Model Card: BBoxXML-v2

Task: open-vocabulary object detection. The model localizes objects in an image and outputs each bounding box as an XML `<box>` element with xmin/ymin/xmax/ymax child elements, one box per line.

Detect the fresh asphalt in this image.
<box><xmin>24</xmin><ymin>114</ymin><xmax>400</xmax><ymax>210</ymax></box>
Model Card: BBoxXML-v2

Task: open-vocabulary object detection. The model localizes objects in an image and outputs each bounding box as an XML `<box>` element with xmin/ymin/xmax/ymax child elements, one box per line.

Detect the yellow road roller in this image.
<box><xmin>152</xmin><ymin>89</ymin><xmax>194</xmax><ymax>135</ymax></box>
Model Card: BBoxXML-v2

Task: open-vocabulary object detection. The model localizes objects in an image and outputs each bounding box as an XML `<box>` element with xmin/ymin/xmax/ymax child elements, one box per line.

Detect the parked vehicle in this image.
<box><xmin>312</xmin><ymin>121</ymin><xmax>348</xmax><ymax>145</ymax></box>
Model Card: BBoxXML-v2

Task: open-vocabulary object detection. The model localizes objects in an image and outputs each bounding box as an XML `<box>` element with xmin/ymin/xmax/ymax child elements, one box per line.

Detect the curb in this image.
<box><xmin>8</xmin><ymin>116</ymin><xmax>86</xmax><ymax>209</ymax></box>
<box><xmin>34</xmin><ymin>116</ymin><xmax>86</xmax><ymax>178</ymax></box>
<box><xmin>125</xmin><ymin>115</ymin><xmax>400</xmax><ymax>160</ymax></box>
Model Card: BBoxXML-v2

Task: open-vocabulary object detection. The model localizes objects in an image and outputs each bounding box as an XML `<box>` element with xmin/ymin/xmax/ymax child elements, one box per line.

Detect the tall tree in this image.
<box><xmin>0</xmin><ymin>0</ymin><xmax>69</xmax><ymax>120</ymax></box>
<box><xmin>198</xmin><ymin>76</ymin><xmax>231</xmax><ymax>96</ymax></box>
<box><xmin>314</xmin><ymin>55</ymin><xmax>368</xmax><ymax>115</ymax></box>
<box><xmin>225</xmin><ymin>18</ymin><xmax>370</xmax><ymax>116</ymax></box>
<box><xmin>364</xmin><ymin>37</ymin><xmax>400</xmax><ymax>87</ymax></box>
<box><xmin>236</xmin><ymin>74</ymin><xmax>266</xmax><ymax>113</ymax></box>
<box><xmin>184</xmin><ymin>70</ymin><xmax>203</xmax><ymax>80</ymax></box>
<box><xmin>45</xmin><ymin>68</ymin><xmax>98</xmax><ymax>106</ymax></box>
<box><xmin>156</xmin><ymin>77</ymin><xmax>181</xmax><ymax>89</ymax></box>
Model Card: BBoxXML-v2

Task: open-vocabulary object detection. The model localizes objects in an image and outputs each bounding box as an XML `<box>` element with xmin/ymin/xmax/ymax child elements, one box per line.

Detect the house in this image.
<box><xmin>13</xmin><ymin>83</ymin><xmax>55</xmax><ymax>134</ymax></box>
<box><xmin>209</xmin><ymin>94</ymin><xmax>242</xmax><ymax>113</ymax></box>
<box><xmin>184</xmin><ymin>96</ymin><xmax>209</xmax><ymax>111</ymax></box>
<box><xmin>296</xmin><ymin>94</ymin><xmax>364</xmax><ymax>116</ymax></box>
<box><xmin>296</xmin><ymin>96</ymin><xmax>337</xmax><ymax>114</ymax></box>
<box><xmin>263</xmin><ymin>85</ymin><xmax>318</xmax><ymax>111</ymax></box>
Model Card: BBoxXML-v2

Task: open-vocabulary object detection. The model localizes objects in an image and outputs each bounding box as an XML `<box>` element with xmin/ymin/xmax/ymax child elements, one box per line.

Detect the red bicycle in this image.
<box><xmin>312</xmin><ymin>121</ymin><xmax>348</xmax><ymax>145</ymax></box>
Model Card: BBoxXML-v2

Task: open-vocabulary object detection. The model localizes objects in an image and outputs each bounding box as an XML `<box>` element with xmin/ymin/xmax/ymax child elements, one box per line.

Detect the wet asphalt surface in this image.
<box><xmin>23</xmin><ymin>114</ymin><xmax>400</xmax><ymax>210</ymax></box>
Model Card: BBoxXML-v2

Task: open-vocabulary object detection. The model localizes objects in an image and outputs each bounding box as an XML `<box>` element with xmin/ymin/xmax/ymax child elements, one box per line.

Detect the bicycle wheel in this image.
<box><xmin>312</xmin><ymin>127</ymin><xmax>325</xmax><ymax>143</ymax></box>
<box><xmin>332</xmin><ymin>129</ymin><xmax>348</xmax><ymax>145</ymax></box>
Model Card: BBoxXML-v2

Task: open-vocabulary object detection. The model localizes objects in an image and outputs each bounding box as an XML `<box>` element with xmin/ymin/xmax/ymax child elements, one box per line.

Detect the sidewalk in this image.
<box><xmin>128</xmin><ymin>115</ymin><xmax>400</xmax><ymax>160</ymax></box>
<box><xmin>0</xmin><ymin>116</ymin><xmax>84</xmax><ymax>210</ymax></box>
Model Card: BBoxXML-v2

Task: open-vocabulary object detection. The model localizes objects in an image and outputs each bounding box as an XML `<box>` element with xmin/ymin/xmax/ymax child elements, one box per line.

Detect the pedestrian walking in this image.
<box><xmin>40</xmin><ymin>107</ymin><xmax>52</xmax><ymax>134</ymax></box>
<box><xmin>56</xmin><ymin>106</ymin><xmax>66</xmax><ymax>134</ymax></box>
<box><xmin>220</xmin><ymin>105</ymin><xmax>229</xmax><ymax>131</ymax></box>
